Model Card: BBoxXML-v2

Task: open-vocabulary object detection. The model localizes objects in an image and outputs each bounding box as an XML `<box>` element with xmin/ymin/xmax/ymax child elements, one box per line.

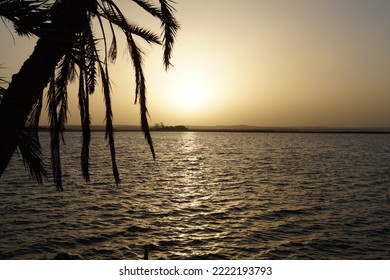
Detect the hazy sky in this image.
<box><xmin>1</xmin><ymin>0</ymin><xmax>390</xmax><ymax>127</ymax></box>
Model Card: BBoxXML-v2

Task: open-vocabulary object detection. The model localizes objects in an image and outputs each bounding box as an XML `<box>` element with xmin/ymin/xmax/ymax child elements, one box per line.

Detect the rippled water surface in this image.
<box><xmin>1</xmin><ymin>132</ymin><xmax>389</xmax><ymax>259</ymax></box>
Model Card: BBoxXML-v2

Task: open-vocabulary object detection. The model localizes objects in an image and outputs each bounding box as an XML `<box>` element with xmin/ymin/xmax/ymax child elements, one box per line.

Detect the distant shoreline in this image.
<box><xmin>38</xmin><ymin>126</ymin><xmax>390</xmax><ymax>134</ymax></box>
<box><xmin>181</xmin><ymin>129</ymin><xmax>390</xmax><ymax>134</ymax></box>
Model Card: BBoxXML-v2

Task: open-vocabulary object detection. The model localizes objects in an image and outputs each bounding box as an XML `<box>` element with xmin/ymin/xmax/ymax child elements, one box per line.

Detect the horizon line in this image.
<box><xmin>37</xmin><ymin>124</ymin><xmax>390</xmax><ymax>134</ymax></box>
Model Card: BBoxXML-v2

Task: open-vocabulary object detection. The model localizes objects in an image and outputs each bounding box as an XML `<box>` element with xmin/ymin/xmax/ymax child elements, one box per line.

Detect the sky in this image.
<box><xmin>1</xmin><ymin>0</ymin><xmax>390</xmax><ymax>127</ymax></box>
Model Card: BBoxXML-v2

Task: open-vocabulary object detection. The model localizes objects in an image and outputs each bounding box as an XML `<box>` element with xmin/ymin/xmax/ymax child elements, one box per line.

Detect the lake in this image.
<box><xmin>0</xmin><ymin>132</ymin><xmax>389</xmax><ymax>259</ymax></box>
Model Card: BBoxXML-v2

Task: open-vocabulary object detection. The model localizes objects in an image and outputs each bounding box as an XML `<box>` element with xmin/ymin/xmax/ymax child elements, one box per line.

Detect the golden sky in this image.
<box><xmin>1</xmin><ymin>0</ymin><xmax>390</xmax><ymax>127</ymax></box>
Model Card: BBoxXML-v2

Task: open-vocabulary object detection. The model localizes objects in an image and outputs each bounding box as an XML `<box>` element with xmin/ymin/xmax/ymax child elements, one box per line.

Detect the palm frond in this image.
<box><xmin>51</xmin><ymin>56</ymin><xmax>71</xmax><ymax>141</ymax></box>
<box><xmin>47</xmin><ymin>74</ymin><xmax>63</xmax><ymax>191</ymax></box>
<box><xmin>98</xmin><ymin>1</ymin><xmax>159</xmax><ymax>160</ymax></box>
<box><xmin>126</xmin><ymin>33</ymin><xmax>155</xmax><ymax>159</ymax></box>
<box><xmin>131</xmin><ymin>0</ymin><xmax>179</xmax><ymax>69</ymax></box>
<box><xmin>97</xmin><ymin>1</ymin><xmax>160</xmax><ymax>45</ymax></box>
<box><xmin>76</xmin><ymin>25</ymin><xmax>99</xmax><ymax>183</ymax></box>
<box><xmin>108</xmin><ymin>25</ymin><xmax>118</xmax><ymax>63</ymax></box>
<box><xmin>0</xmin><ymin>0</ymin><xmax>50</xmax><ymax>37</ymax></box>
<box><xmin>22</xmin><ymin>95</ymin><xmax>47</xmax><ymax>183</ymax></box>
<box><xmin>159</xmin><ymin>0</ymin><xmax>179</xmax><ymax>69</ymax></box>
<box><xmin>85</xmin><ymin>39</ymin><xmax>98</xmax><ymax>94</ymax></box>
<box><xmin>47</xmin><ymin>55</ymin><xmax>73</xmax><ymax>191</ymax></box>
<box><xmin>25</xmin><ymin>86</ymin><xmax>43</xmax><ymax>137</ymax></box>
<box><xmin>132</xmin><ymin>0</ymin><xmax>161</xmax><ymax>17</ymax></box>
<box><xmin>94</xmin><ymin>12</ymin><xmax>120</xmax><ymax>184</ymax></box>
<box><xmin>99</xmin><ymin>61</ymin><xmax>120</xmax><ymax>184</ymax></box>
<box><xmin>78</xmin><ymin>57</ymin><xmax>91</xmax><ymax>183</ymax></box>
<box><xmin>17</xmin><ymin>127</ymin><xmax>46</xmax><ymax>183</ymax></box>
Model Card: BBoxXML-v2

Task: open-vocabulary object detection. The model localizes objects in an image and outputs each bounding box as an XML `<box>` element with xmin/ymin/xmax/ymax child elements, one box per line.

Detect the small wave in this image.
<box><xmin>158</xmin><ymin>240</ymin><xmax>179</xmax><ymax>247</ymax></box>
<box><xmin>85</xmin><ymin>205</ymin><xmax>103</xmax><ymax>211</ymax></box>
<box><xmin>126</xmin><ymin>225</ymin><xmax>151</xmax><ymax>233</ymax></box>
<box><xmin>185</xmin><ymin>239</ymin><xmax>206</xmax><ymax>246</ymax></box>
<box><xmin>75</xmin><ymin>236</ymin><xmax>108</xmax><ymax>245</ymax></box>
<box><xmin>272</xmin><ymin>208</ymin><xmax>309</xmax><ymax>217</ymax></box>
<box><xmin>10</xmin><ymin>219</ymin><xmax>31</xmax><ymax>225</ymax></box>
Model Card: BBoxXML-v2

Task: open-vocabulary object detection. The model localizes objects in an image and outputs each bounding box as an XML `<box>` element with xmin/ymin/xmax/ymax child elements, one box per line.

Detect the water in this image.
<box><xmin>0</xmin><ymin>132</ymin><xmax>389</xmax><ymax>259</ymax></box>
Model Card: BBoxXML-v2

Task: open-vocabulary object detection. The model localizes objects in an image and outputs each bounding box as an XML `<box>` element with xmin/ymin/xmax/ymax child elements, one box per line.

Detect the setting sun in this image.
<box><xmin>178</xmin><ymin>86</ymin><xmax>203</xmax><ymax>109</ymax></box>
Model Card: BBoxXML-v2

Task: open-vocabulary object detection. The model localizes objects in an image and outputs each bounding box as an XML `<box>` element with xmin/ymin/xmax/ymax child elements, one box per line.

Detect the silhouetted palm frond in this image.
<box><xmin>24</xmin><ymin>90</ymin><xmax>44</xmax><ymax>178</ymax></box>
<box><xmin>0</xmin><ymin>0</ymin><xmax>50</xmax><ymax>37</ymax></box>
<box><xmin>132</xmin><ymin>0</ymin><xmax>180</xmax><ymax>69</ymax></box>
<box><xmin>159</xmin><ymin>0</ymin><xmax>180</xmax><ymax>69</ymax></box>
<box><xmin>99</xmin><ymin>61</ymin><xmax>120</xmax><ymax>184</ymax></box>
<box><xmin>17</xmin><ymin>128</ymin><xmax>47</xmax><ymax>183</ymax></box>
<box><xmin>47</xmin><ymin>73</ymin><xmax>64</xmax><ymax>191</ymax></box>
<box><xmin>126</xmin><ymin>33</ymin><xmax>156</xmax><ymax>159</ymax></box>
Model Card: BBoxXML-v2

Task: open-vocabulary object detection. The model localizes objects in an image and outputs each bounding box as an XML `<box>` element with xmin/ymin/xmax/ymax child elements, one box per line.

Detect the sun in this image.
<box><xmin>178</xmin><ymin>86</ymin><xmax>203</xmax><ymax>110</ymax></box>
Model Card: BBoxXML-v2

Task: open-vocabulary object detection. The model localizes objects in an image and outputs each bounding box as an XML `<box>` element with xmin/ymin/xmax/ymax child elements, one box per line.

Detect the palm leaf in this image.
<box><xmin>159</xmin><ymin>0</ymin><xmax>180</xmax><ymax>69</ymax></box>
<box><xmin>126</xmin><ymin>33</ymin><xmax>155</xmax><ymax>159</ymax></box>
<box><xmin>0</xmin><ymin>0</ymin><xmax>50</xmax><ymax>37</ymax></box>
<box><xmin>93</xmin><ymin>11</ymin><xmax>121</xmax><ymax>184</ymax></box>
<box><xmin>46</xmin><ymin>54</ymin><xmax>74</xmax><ymax>191</ymax></box>
<box><xmin>97</xmin><ymin>1</ymin><xmax>160</xmax><ymax>45</ymax></box>
<box><xmin>132</xmin><ymin>0</ymin><xmax>161</xmax><ymax>17</ymax></box>
<box><xmin>24</xmin><ymin>90</ymin><xmax>44</xmax><ymax>180</ymax></box>
<box><xmin>47</xmin><ymin>75</ymin><xmax>63</xmax><ymax>191</ymax></box>
<box><xmin>17</xmin><ymin>127</ymin><xmax>47</xmax><ymax>183</ymax></box>
<box><xmin>99</xmin><ymin>61</ymin><xmax>120</xmax><ymax>184</ymax></box>
<box><xmin>132</xmin><ymin>0</ymin><xmax>180</xmax><ymax>69</ymax></box>
<box><xmin>78</xmin><ymin>56</ymin><xmax>91</xmax><ymax>183</ymax></box>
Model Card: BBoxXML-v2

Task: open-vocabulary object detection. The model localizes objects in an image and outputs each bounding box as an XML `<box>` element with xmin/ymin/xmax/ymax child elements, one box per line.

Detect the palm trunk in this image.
<box><xmin>0</xmin><ymin>0</ymin><xmax>89</xmax><ymax>176</ymax></box>
<box><xmin>0</xmin><ymin>38</ymin><xmax>65</xmax><ymax>175</ymax></box>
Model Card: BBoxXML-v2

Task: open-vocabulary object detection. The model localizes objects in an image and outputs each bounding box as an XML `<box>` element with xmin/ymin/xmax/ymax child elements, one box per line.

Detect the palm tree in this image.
<box><xmin>0</xmin><ymin>0</ymin><xmax>179</xmax><ymax>190</ymax></box>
